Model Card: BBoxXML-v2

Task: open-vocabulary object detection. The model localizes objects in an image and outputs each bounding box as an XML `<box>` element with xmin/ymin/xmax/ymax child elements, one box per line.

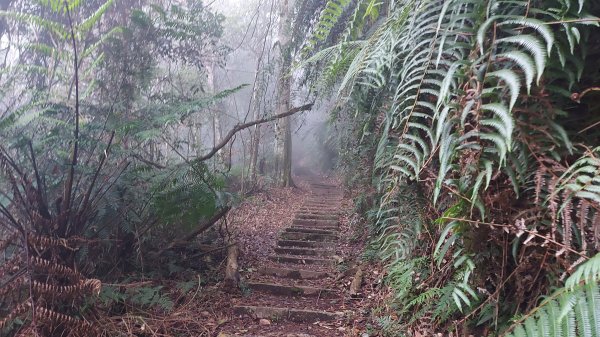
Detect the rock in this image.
<box><xmin>259</xmin><ymin>318</ymin><xmax>271</xmax><ymax>326</ymax></box>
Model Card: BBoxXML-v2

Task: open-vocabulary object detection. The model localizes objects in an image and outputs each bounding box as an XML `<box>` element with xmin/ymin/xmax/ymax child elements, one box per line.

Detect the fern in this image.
<box><xmin>306</xmin><ymin>0</ymin><xmax>600</xmax><ymax>333</ymax></box>
<box><xmin>302</xmin><ymin>0</ymin><xmax>353</xmax><ymax>56</ymax></box>
<box><xmin>505</xmin><ymin>253</ymin><xmax>600</xmax><ymax>337</ymax></box>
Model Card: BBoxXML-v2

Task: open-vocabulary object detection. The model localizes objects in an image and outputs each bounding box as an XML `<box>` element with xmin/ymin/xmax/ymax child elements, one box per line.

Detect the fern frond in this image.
<box><xmin>506</xmin><ymin>253</ymin><xmax>600</xmax><ymax>337</ymax></box>
<box><xmin>77</xmin><ymin>0</ymin><xmax>115</xmax><ymax>34</ymax></box>
<box><xmin>496</xmin><ymin>34</ymin><xmax>547</xmax><ymax>83</ymax></box>
<box><xmin>487</xmin><ymin>69</ymin><xmax>521</xmax><ymax>111</ymax></box>
<box><xmin>566</xmin><ymin>253</ymin><xmax>600</xmax><ymax>291</ymax></box>
<box><xmin>496</xmin><ymin>51</ymin><xmax>536</xmax><ymax>93</ymax></box>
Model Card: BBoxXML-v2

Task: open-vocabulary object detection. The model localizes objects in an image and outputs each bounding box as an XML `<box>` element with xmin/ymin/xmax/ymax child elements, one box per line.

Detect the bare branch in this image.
<box><xmin>197</xmin><ymin>103</ymin><xmax>313</xmax><ymax>162</ymax></box>
<box><xmin>159</xmin><ymin>206</ymin><xmax>231</xmax><ymax>253</ymax></box>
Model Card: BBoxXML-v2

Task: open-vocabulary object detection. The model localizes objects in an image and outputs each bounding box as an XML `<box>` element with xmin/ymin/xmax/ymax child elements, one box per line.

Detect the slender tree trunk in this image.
<box><xmin>274</xmin><ymin>0</ymin><xmax>294</xmax><ymax>187</ymax></box>
<box><xmin>249</xmin><ymin>117</ymin><xmax>261</xmax><ymax>181</ymax></box>
<box><xmin>206</xmin><ymin>60</ymin><xmax>230</xmax><ymax>170</ymax></box>
<box><xmin>249</xmin><ymin>62</ymin><xmax>263</xmax><ymax>182</ymax></box>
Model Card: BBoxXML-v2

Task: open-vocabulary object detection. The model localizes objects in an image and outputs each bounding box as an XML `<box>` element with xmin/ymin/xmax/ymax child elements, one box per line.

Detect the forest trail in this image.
<box><xmin>219</xmin><ymin>180</ymin><xmax>360</xmax><ymax>337</ymax></box>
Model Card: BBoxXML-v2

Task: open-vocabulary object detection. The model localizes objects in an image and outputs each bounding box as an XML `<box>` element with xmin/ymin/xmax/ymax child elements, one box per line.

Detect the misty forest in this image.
<box><xmin>0</xmin><ymin>0</ymin><xmax>600</xmax><ymax>336</ymax></box>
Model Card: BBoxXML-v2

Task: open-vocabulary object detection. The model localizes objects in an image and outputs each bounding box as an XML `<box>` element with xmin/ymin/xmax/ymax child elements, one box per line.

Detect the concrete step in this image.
<box><xmin>310</xmin><ymin>187</ymin><xmax>339</xmax><ymax>190</ymax></box>
<box><xmin>304</xmin><ymin>200</ymin><xmax>342</xmax><ymax>204</ymax></box>
<box><xmin>301</xmin><ymin>204</ymin><xmax>340</xmax><ymax>210</ymax></box>
<box><xmin>269</xmin><ymin>255</ymin><xmax>336</xmax><ymax>266</ymax></box>
<box><xmin>274</xmin><ymin>246</ymin><xmax>335</xmax><ymax>257</ymax></box>
<box><xmin>280</xmin><ymin>232</ymin><xmax>338</xmax><ymax>242</ymax></box>
<box><xmin>300</xmin><ymin>208</ymin><xmax>340</xmax><ymax>215</ymax></box>
<box><xmin>298</xmin><ymin>208</ymin><xmax>340</xmax><ymax>214</ymax></box>
<box><xmin>291</xmin><ymin>225</ymin><xmax>339</xmax><ymax>232</ymax></box>
<box><xmin>233</xmin><ymin>305</ymin><xmax>343</xmax><ymax>323</ymax></box>
<box><xmin>258</xmin><ymin>266</ymin><xmax>330</xmax><ymax>279</ymax></box>
<box><xmin>285</xmin><ymin>227</ymin><xmax>337</xmax><ymax>235</ymax></box>
<box><xmin>277</xmin><ymin>239</ymin><xmax>334</xmax><ymax>248</ymax></box>
<box><xmin>296</xmin><ymin>213</ymin><xmax>338</xmax><ymax>220</ymax></box>
<box><xmin>293</xmin><ymin>219</ymin><xmax>338</xmax><ymax>227</ymax></box>
<box><xmin>246</xmin><ymin>282</ymin><xmax>336</xmax><ymax>298</ymax></box>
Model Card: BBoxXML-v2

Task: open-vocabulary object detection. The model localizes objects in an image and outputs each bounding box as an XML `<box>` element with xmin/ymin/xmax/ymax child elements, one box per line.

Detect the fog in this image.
<box><xmin>204</xmin><ymin>0</ymin><xmax>339</xmax><ymax>178</ymax></box>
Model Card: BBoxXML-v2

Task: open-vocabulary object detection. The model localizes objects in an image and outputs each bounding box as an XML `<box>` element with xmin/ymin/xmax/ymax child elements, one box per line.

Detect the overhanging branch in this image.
<box><xmin>197</xmin><ymin>103</ymin><xmax>313</xmax><ymax>162</ymax></box>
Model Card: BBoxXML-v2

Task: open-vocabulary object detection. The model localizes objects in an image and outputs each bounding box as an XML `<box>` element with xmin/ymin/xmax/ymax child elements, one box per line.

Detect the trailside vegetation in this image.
<box><xmin>300</xmin><ymin>0</ymin><xmax>600</xmax><ymax>335</ymax></box>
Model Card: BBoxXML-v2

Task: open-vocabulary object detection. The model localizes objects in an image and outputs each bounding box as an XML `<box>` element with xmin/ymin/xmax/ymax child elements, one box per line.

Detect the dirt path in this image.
<box><xmin>218</xmin><ymin>179</ymin><xmax>364</xmax><ymax>337</ymax></box>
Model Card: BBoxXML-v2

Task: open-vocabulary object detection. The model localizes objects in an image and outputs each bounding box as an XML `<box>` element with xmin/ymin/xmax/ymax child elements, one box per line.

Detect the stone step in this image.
<box><xmin>258</xmin><ymin>266</ymin><xmax>330</xmax><ymax>279</ymax></box>
<box><xmin>274</xmin><ymin>246</ymin><xmax>335</xmax><ymax>257</ymax></box>
<box><xmin>285</xmin><ymin>227</ymin><xmax>337</xmax><ymax>235</ymax></box>
<box><xmin>233</xmin><ymin>305</ymin><xmax>343</xmax><ymax>323</ymax></box>
<box><xmin>296</xmin><ymin>213</ymin><xmax>338</xmax><ymax>220</ymax></box>
<box><xmin>293</xmin><ymin>219</ymin><xmax>338</xmax><ymax>227</ymax></box>
<box><xmin>280</xmin><ymin>232</ymin><xmax>338</xmax><ymax>242</ymax></box>
<box><xmin>269</xmin><ymin>255</ymin><xmax>336</xmax><ymax>266</ymax></box>
<box><xmin>246</xmin><ymin>282</ymin><xmax>336</xmax><ymax>298</ymax></box>
<box><xmin>277</xmin><ymin>240</ymin><xmax>334</xmax><ymax>248</ymax></box>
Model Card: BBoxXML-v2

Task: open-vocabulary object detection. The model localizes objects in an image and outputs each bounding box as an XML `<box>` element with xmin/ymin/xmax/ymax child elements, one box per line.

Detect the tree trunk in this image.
<box><xmin>249</xmin><ymin>117</ymin><xmax>261</xmax><ymax>181</ymax></box>
<box><xmin>206</xmin><ymin>60</ymin><xmax>231</xmax><ymax>171</ymax></box>
<box><xmin>223</xmin><ymin>241</ymin><xmax>240</xmax><ymax>291</ymax></box>
<box><xmin>349</xmin><ymin>266</ymin><xmax>364</xmax><ymax>297</ymax></box>
<box><xmin>249</xmin><ymin>59</ymin><xmax>263</xmax><ymax>182</ymax></box>
<box><xmin>274</xmin><ymin>0</ymin><xmax>294</xmax><ymax>187</ymax></box>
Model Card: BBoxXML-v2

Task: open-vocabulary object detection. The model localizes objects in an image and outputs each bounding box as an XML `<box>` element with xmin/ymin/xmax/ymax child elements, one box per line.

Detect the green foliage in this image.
<box><xmin>130</xmin><ymin>286</ymin><xmax>174</xmax><ymax>312</ymax></box>
<box><xmin>0</xmin><ymin>0</ymin><xmax>231</xmax><ymax>333</ymax></box>
<box><xmin>304</xmin><ymin>0</ymin><xmax>600</xmax><ymax>333</ymax></box>
<box><xmin>302</xmin><ymin>0</ymin><xmax>353</xmax><ymax>56</ymax></box>
<box><xmin>153</xmin><ymin>161</ymin><xmax>225</xmax><ymax>230</ymax></box>
<box><xmin>505</xmin><ymin>253</ymin><xmax>600</xmax><ymax>337</ymax></box>
<box><xmin>99</xmin><ymin>285</ymin><xmax>174</xmax><ymax>312</ymax></box>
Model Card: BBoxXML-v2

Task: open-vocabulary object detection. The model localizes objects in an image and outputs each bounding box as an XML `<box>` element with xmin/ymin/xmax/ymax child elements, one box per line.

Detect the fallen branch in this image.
<box><xmin>197</xmin><ymin>103</ymin><xmax>313</xmax><ymax>162</ymax></box>
<box><xmin>181</xmin><ymin>207</ymin><xmax>231</xmax><ymax>242</ymax></box>
<box><xmin>159</xmin><ymin>207</ymin><xmax>231</xmax><ymax>253</ymax></box>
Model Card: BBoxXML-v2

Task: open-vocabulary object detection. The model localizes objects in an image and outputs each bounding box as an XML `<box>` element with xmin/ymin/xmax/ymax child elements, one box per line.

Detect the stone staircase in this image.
<box><xmin>232</xmin><ymin>182</ymin><xmax>348</xmax><ymax>327</ymax></box>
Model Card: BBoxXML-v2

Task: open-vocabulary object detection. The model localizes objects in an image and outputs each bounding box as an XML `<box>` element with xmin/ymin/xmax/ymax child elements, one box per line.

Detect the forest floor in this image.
<box><xmin>194</xmin><ymin>174</ymin><xmax>383</xmax><ymax>337</ymax></box>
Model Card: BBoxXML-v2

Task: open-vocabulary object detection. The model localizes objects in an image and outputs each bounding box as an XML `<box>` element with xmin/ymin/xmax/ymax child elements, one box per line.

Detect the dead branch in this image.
<box><xmin>132</xmin><ymin>154</ymin><xmax>166</xmax><ymax>169</ymax></box>
<box><xmin>158</xmin><ymin>207</ymin><xmax>231</xmax><ymax>254</ymax></box>
<box><xmin>197</xmin><ymin>103</ymin><xmax>313</xmax><ymax>162</ymax></box>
